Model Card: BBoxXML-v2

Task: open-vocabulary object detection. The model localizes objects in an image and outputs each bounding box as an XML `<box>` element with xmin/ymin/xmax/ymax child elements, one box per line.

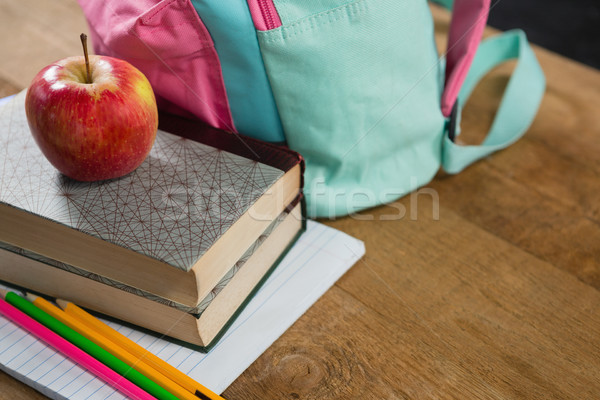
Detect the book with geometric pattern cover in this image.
<box><xmin>0</xmin><ymin>92</ymin><xmax>305</xmax><ymax>348</ymax></box>
<box><xmin>0</xmin><ymin>92</ymin><xmax>304</xmax><ymax>307</ymax></box>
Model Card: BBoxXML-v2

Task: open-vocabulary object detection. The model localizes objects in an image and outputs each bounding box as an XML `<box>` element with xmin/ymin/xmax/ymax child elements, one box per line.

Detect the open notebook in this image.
<box><xmin>0</xmin><ymin>220</ymin><xmax>364</xmax><ymax>398</ymax></box>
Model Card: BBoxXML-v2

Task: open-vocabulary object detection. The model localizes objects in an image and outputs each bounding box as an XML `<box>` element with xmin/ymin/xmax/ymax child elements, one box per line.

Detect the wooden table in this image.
<box><xmin>1</xmin><ymin>1</ymin><xmax>599</xmax><ymax>399</ymax></box>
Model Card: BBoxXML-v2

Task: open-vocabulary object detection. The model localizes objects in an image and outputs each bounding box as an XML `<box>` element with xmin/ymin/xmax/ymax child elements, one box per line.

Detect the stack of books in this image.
<box><xmin>0</xmin><ymin>92</ymin><xmax>305</xmax><ymax>350</ymax></box>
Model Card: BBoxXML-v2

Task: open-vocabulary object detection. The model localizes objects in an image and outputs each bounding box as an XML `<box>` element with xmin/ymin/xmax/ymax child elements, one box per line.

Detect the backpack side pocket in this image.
<box><xmin>79</xmin><ymin>0</ymin><xmax>235</xmax><ymax>131</ymax></box>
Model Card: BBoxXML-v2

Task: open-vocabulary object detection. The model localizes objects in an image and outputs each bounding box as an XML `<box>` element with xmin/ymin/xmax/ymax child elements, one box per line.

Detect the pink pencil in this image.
<box><xmin>0</xmin><ymin>298</ymin><xmax>157</xmax><ymax>400</ymax></box>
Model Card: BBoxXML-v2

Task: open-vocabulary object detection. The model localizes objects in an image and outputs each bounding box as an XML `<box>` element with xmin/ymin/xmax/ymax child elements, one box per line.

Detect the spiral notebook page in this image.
<box><xmin>0</xmin><ymin>220</ymin><xmax>365</xmax><ymax>398</ymax></box>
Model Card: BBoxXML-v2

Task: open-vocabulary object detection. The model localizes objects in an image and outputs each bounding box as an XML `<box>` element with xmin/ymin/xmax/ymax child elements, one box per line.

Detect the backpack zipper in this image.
<box><xmin>248</xmin><ymin>0</ymin><xmax>282</xmax><ymax>30</ymax></box>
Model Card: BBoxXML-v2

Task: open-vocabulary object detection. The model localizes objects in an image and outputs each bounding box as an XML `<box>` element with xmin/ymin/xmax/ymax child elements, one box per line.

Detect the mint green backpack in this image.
<box><xmin>80</xmin><ymin>0</ymin><xmax>545</xmax><ymax>218</ymax></box>
<box><xmin>250</xmin><ymin>0</ymin><xmax>544</xmax><ymax>217</ymax></box>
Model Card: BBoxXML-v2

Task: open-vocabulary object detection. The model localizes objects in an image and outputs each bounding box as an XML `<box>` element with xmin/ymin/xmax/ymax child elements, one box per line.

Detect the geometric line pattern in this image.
<box><xmin>0</xmin><ymin>92</ymin><xmax>283</xmax><ymax>271</ymax></box>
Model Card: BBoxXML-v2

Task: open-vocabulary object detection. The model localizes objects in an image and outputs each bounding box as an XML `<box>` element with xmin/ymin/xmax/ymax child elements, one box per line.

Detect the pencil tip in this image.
<box><xmin>24</xmin><ymin>293</ymin><xmax>39</xmax><ymax>302</ymax></box>
<box><xmin>0</xmin><ymin>288</ymin><xmax>8</xmax><ymax>299</ymax></box>
<box><xmin>55</xmin><ymin>299</ymin><xmax>69</xmax><ymax>309</ymax></box>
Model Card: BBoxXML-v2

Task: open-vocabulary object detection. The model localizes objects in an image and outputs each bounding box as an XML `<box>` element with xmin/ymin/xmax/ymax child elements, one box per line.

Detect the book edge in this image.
<box><xmin>197</xmin><ymin>197</ymin><xmax>307</xmax><ymax>352</ymax></box>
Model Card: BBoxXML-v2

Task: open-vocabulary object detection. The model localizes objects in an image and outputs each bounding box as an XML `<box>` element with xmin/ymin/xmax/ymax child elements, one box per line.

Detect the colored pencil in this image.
<box><xmin>27</xmin><ymin>294</ymin><xmax>200</xmax><ymax>400</ymax></box>
<box><xmin>56</xmin><ymin>299</ymin><xmax>225</xmax><ymax>400</ymax></box>
<box><xmin>0</xmin><ymin>297</ymin><xmax>157</xmax><ymax>400</ymax></box>
<box><xmin>0</xmin><ymin>290</ymin><xmax>179</xmax><ymax>400</ymax></box>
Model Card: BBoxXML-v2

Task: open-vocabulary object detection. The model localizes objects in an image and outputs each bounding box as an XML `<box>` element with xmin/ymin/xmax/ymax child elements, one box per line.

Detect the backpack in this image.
<box><xmin>78</xmin><ymin>0</ymin><xmax>545</xmax><ymax>217</ymax></box>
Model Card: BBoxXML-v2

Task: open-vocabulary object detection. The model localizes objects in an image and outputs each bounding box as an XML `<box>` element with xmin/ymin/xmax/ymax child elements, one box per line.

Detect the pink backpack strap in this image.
<box><xmin>441</xmin><ymin>0</ymin><xmax>491</xmax><ymax>117</ymax></box>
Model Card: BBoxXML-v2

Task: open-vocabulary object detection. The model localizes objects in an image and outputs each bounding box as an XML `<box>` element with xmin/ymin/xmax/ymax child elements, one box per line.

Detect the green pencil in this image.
<box><xmin>2</xmin><ymin>290</ymin><xmax>180</xmax><ymax>400</ymax></box>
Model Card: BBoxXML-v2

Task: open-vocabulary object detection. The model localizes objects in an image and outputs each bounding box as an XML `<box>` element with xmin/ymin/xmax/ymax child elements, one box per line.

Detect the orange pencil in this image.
<box><xmin>56</xmin><ymin>298</ymin><xmax>225</xmax><ymax>400</ymax></box>
<box><xmin>27</xmin><ymin>294</ymin><xmax>212</xmax><ymax>400</ymax></box>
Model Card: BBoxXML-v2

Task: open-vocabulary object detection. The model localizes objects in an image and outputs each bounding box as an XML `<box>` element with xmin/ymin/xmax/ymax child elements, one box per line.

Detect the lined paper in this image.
<box><xmin>0</xmin><ymin>220</ymin><xmax>365</xmax><ymax>398</ymax></box>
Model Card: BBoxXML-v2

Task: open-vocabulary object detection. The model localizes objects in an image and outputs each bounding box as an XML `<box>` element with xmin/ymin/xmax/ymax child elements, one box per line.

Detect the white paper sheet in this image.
<box><xmin>0</xmin><ymin>220</ymin><xmax>364</xmax><ymax>398</ymax></box>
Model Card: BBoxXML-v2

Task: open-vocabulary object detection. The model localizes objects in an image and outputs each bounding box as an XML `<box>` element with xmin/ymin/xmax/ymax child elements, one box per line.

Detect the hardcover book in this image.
<box><xmin>0</xmin><ymin>92</ymin><xmax>303</xmax><ymax>306</ymax></box>
<box><xmin>0</xmin><ymin>92</ymin><xmax>305</xmax><ymax>348</ymax></box>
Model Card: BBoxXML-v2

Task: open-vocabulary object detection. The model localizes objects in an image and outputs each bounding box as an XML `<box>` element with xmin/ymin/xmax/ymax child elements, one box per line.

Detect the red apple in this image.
<box><xmin>25</xmin><ymin>45</ymin><xmax>158</xmax><ymax>181</ymax></box>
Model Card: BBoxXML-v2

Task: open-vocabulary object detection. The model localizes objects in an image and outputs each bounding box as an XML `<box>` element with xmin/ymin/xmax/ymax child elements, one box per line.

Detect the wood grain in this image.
<box><xmin>1</xmin><ymin>2</ymin><xmax>599</xmax><ymax>400</ymax></box>
<box><xmin>0</xmin><ymin>0</ymin><xmax>89</xmax><ymax>90</ymax></box>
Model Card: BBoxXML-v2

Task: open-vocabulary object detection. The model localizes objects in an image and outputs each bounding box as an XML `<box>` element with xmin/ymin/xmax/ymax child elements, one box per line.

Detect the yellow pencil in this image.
<box><xmin>26</xmin><ymin>294</ymin><xmax>206</xmax><ymax>400</ymax></box>
<box><xmin>55</xmin><ymin>298</ymin><xmax>224</xmax><ymax>400</ymax></box>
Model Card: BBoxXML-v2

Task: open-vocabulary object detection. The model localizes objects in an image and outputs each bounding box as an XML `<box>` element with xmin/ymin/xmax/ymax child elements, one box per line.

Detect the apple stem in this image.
<box><xmin>80</xmin><ymin>33</ymin><xmax>92</xmax><ymax>84</ymax></box>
